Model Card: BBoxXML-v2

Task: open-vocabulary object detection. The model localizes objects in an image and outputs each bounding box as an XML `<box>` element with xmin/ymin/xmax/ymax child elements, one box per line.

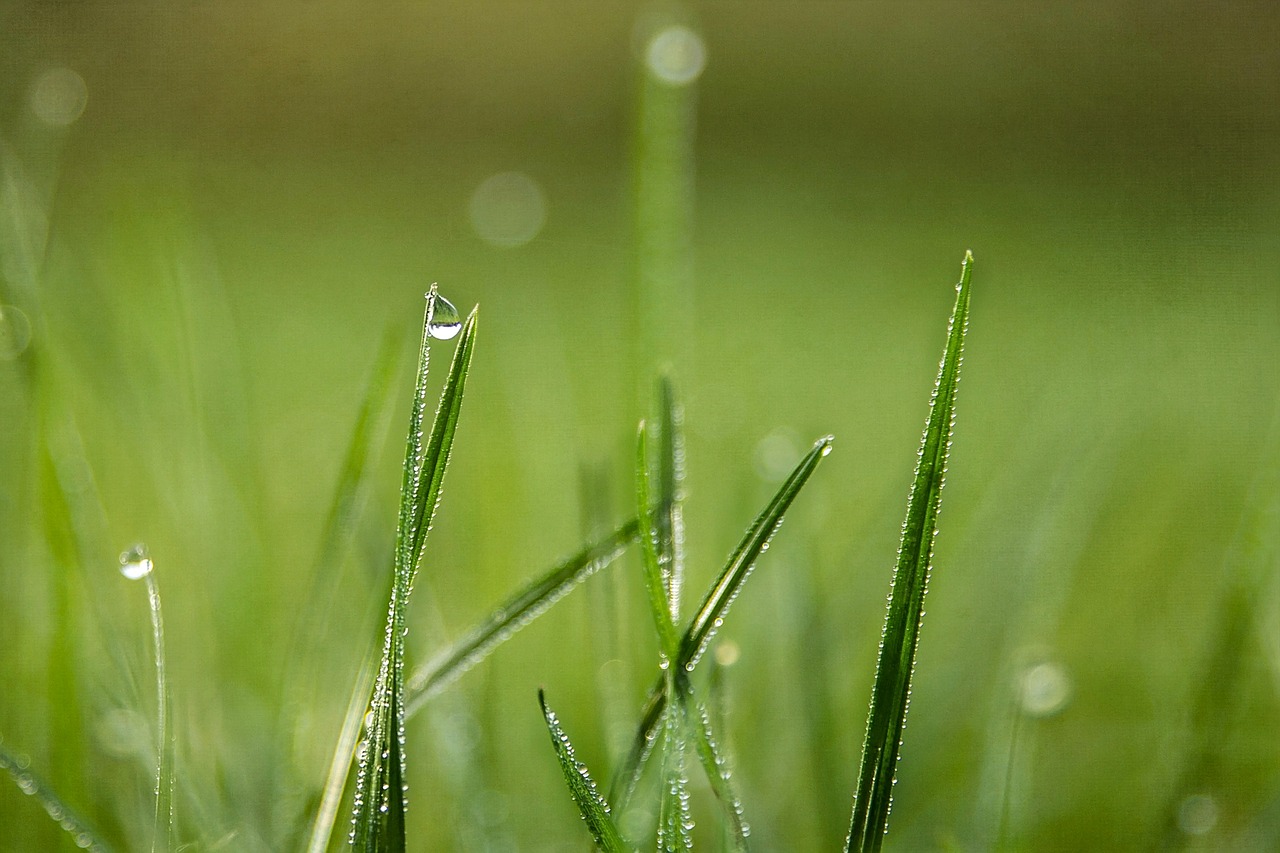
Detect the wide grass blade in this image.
<box><xmin>350</xmin><ymin>290</ymin><xmax>477</xmax><ymax>852</ymax></box>
<box><xmin>0</xmin><ymin>742</ymin><xmax>115</xmax><ymax>853</ymax></box>
<box><xmin>846</xmin><ymin>250</ymin><xmax>973</xmax><ymax>852</ymax></box>
<box><xmin>538</xmin><ymin>690</ymin><xmax>630</xmax><ymax>853</ymax></box>
<box><xmin>612</xmin><ymin>434</ymin><xmax>834</xmax><ymax>807</ymax></box>
<box><xmin>403</xmin><ymin>518</ymin><xmax>641</xmax><ymax>716</ymax></box>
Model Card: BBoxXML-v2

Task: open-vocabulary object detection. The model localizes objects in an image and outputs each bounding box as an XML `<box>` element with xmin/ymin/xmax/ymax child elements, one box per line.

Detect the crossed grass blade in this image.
<box><xmin>349</xmin><ymin>292</ymin><xmax>477</xmax><ymax>852</ymax></box>
<box><xmin>538</xmin><ymin>689</ymin><xmax>630</xmax><ymax>853</ymax></box>
<box><xmin>846</xmin><ymin>251</ymin><xmax>973</xmax><ymax>852</ymax></box>
<box><xmin>611</xmin><ymin>434</ymin><xmax>834</xmax><ymax>809</ymax></box>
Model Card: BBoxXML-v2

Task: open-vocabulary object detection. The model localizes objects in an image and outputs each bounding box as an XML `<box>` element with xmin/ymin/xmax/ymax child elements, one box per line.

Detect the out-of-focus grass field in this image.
<box><xmin>2</xmin><ymin>5</ymin><xmax>1278</xmax><ymax>851</ymax></box>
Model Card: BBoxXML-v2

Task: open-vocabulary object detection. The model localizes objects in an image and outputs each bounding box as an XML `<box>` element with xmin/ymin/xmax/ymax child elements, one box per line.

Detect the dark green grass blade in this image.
<box><xmin>0</xmin><ymin>742</ymin><xmax>115</xmax><ymax>853</ymax></box>
<box><xmin>350</xmin><ymin>293</ymin><xmax>477</xmax><ymax>853</ymax></box>
<box><xmin>637</xmin><ymin>421</ymin><xmax>681</xmax><ymax>661</ymax></box>
<box><xmin>403</xmin><ymin>518</ymin><xmax>641</xmax><ymax>717</ymax></box>
<box><xmin>611</xmin><ymin>434</ymin><xmax>834</xmax><ymax>807</ymax></box>
<box><xmin>538</xmin><ymin>690</ymin><xmax>630</xmax><ymax>853</ymax></box>
<box><xmin>680</xmin><ymin>433</ymin><xmax>834</xmax><ymax>671</ymax></box>
<box><xmin>846</xmin><ymin>251</ymin><xmax>973</xmax><ymax>853</ymax></box>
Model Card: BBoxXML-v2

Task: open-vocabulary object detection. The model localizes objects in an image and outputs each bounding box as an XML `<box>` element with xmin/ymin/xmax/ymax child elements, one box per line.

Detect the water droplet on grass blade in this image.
<box><xmin>119</xmin><ymin>543</ymin><xmax>153</xmax><ymax>580</ymax></box>
<box><xmin>426</xmin><ymin>289</ymin><xmax>463</xmax><ymax>340</ymax></box>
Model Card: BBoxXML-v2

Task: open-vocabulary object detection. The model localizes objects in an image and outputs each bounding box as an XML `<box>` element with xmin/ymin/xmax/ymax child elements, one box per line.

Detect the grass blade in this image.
<box><xmin>118</xmin><ymin>544</ymin><xmax>174</xmax><ymax>853</ymax></box>
<box><xmin>538</xmin><ymin>690</ymin><xmax>630</xmax><ymax>853</ymax></box>
<box><xmin>403</xmin><ymin>518</ymin><xmax>641</xmax><ymax>717</ymax></box>
<box><xmin>680</xmin><ymin>433</ymin><xmax>834</xmax><ymax>672</ymax></box>
<box><xmin>350</xmin><ymin>291</ymin><xmax>477</xmax><ymax>852</ymax></box>
<box><xmin>307</xmin><ymin>647</ymin><xmax>377</xmax><ymax>853</ymax></box>
<box><xmin>680</xmin><ymin>680</ymin><xmax>749</xmax><ymax>850</ymax></box>
<box><xmin>0</xmin><ymin>742</ymin><xmax>115</xmax><ymax>853</ymax></box>
<box><xmin>657</xmin><ymin>700</ymin><xmax>692</xmax><ymax>853</ymax></box>
<box><xmin>846</xmin><ymin>250</ymin><xmax>973</xmax><ymax>852</ymax></box>
<box><xmin>637</xmin><ymin>421</ymin><xmax>681</xmax><ymax>661</ymax></box>
<box><xmin>654</xmin><ymin>376</ymin><xmax>686</xmax><ymax>623</ymax></box>
<box><xmin>612</xmin><ymin>434</ymin><xmax>834</xmax><ymax>807</ymax></box>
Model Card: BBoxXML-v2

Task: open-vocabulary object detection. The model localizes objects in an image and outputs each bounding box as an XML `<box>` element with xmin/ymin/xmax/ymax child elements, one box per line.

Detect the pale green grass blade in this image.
<box><xmin>538</xmin><ymin>690</ymin><xmax>630</xmax><ymax>853</ymax></box>
<box><xmin>350</xmin><ymin>291</ymin><xmax>477</xmax><ymax>853</ymax></box>
<box><xmin>612</xmin><ymin>434</ymin><xmax>834</xmax><ymax>807</ymax></box>
<box><xmin>0</xmin><ymin>742</ymin><xmax>115</xmax><ymax>853</ymax></box>
<box><xmin>403</xmin><ymin>518</ymin><xmax>640</xmax><ymax>717</ymax></box>
<box><xmin>118</xmin><ymin>544</ymin><xmax>174</xmax><ymax>853</ymax></box>
<box><xmin>846</xmin><ymin>251</ymin><xmax>973</xmax><ymax>853</ymax></box>
<box><xmin>306</xmin><ymin>647</ymin><xmax>377</xmax><ymax>853</ymax></box>
<box><xmin>654</xmin><ymin>376</ymin><xmax>685</xmax><ymax>622</ymax></box>
<box><xmin>637</xmin><ymin>421</ymin><xmax>681</xmax><ymax>661</ymax></box>
<box><xmin>679</xmin><ymin>681</ymin><xmax>749</xmax><ymax>850</ymax></box>
<box><xmin>657</xmin><ymin>698</ymin><xmax>692</xmax><ymax>853</ymax></box>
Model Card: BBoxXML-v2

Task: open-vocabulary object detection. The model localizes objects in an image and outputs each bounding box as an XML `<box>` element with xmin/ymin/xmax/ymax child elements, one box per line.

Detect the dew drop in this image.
<box><xmin>0</xmin><ymin>305</ymin><xmax>33</xmax><ymax>360</ymax></box>
<box><xmin>426</xmin><ymin>290</ymin><xmax>463</xmax><ymax>340</ymax></box>
<box><xmin>118</xmin><ymin>543</ymin><xmax>153</xmax><ymax>580</ymax></box>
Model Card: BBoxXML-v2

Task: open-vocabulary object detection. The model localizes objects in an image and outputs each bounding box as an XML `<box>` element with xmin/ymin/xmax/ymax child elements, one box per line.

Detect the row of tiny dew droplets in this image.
<box><xmin>349</xmin><ymin>287</ymin><xmax>462</xmax><ymax>843</ymax></box>
<box><xmin>856</xmin><ymin>251</ymin><xmax>971</xmax><ymax>842</ymax></box>
<box><xmin>0</xmin><ymin>744</ymin><xmax>104</xmax><ymax>851</ymax></box>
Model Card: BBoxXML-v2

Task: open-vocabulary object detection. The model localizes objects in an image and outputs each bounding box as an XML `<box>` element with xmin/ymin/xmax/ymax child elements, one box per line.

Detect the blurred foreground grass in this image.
<box><xmin>2</xmin><ymin>4</ymin><xmax>1279</xmax><ymax>850</ymax></box>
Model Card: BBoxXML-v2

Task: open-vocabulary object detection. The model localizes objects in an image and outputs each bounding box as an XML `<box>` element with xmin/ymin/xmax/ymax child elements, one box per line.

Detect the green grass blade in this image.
<box><xmin>679</xmin><ymin>679</ymin><xmax>749</xmax><ymax>850</ymax></box>
<box><xmin>846</xmin><ymin>250</ymin><xmax>973</xmax><ymax>853</ymax></box>
<box><xmin>612</xmin><ymin>434</ymin><xmax>833</xmax><ymax>807</ymax></box>
<box><xmin>403</xmin><ymin>518</ymin><xmax>641</xmax><ymax>717</ymax></box>
<box><xmin>0</xmin><ymin>742</ymin><xmax>115</xmax><ymax>853</ymax></box>
<box><xmin>655</xmin><ymin>376</ymin><xmax>686</xmax><ymax>621</ymax></box>
<box><xmin>118</xmin><ymin>544</ymin><xmax>174</xmax><ymax>853</ymax></box>
<box><xmin>679</xmin><ymin>433</ymin><xmax>834</xmax><ymax>672</ymax></box>
<box><xmin>538</xmin><ymin>690</ymin><xmax>630</xmax><ymax>853</ymax></box>
<box><xmin>350</xmin><ymin>292</ymin><xmax>477</xmax><ymax>852</ymax></box>
<box><xmin>637</xmin><ymin>421</ymin><xmax>681</xmax><ymax>661</ymax></box>
<box><xmin>307</xmin><ymin>647</ymin><xmax>378</xmax><ymax>853</ymax></box>
<box><xmin>657</xmin><ymin>684</ymin><xmax>692</xmax><ymax>853</ymax></box>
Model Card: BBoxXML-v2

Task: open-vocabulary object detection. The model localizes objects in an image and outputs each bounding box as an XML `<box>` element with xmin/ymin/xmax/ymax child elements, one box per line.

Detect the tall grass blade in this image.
<box><xmin>0</xmin><ymin>741</ymin><xmax>115</xmax><ymax>853</ymax></box>
<box><xmin>119</xmin><ymin>543</ymin><xmax>174</xmax><ymax>853</ymax></box>
<box><xmin>350</xmin><ymin>290</ymin><xmax>477</xmax><ymax>852</ymax></box>
<box><xmin>612</xmin><ymin>434</ymin><xmax>834</xmax><ymax>807</ymax></box>
<box><xmin>403</xmin><ymin>518</ymin><xmax>640</xmax><ymax>717</ymax></box>
<box><xmin>846</xmin><ymin>250</ymin><xmax>973</xmax><ymax>852</ymax></box>
<box><xmin>538</xmin><ymin>690</ymin><xmax>630</xmax><ymax>853</ymax></box>
<box><xmin>307</xmin><ymin>647</ymin><xmax>377</xmax><ymax>853</ymax></box>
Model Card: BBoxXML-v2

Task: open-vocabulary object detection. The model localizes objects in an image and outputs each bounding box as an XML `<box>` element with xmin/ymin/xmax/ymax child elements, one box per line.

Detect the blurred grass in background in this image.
<box><xmin>2</xmin><ymin>3</ymin><xmax>1278</xmax><ymax>850</ymax></box>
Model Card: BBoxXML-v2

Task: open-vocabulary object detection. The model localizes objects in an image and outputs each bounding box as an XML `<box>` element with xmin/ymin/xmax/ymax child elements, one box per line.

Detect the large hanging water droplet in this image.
<box><xmin>426</xmin><ymin>288</ymin><xmax>462</xmax><ymax>340</ymax></box>
<box><xmin>119</xmin><ymin>543</ymin><xmax>153</xmax><ymax>580</ymax></box>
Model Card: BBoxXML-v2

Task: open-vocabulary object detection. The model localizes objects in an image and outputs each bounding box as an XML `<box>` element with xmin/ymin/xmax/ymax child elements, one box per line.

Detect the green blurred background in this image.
<box><xmin>2</xmin><ymin>3</ymin><xmax>1278</xmax><ymax>850</ymax></box>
